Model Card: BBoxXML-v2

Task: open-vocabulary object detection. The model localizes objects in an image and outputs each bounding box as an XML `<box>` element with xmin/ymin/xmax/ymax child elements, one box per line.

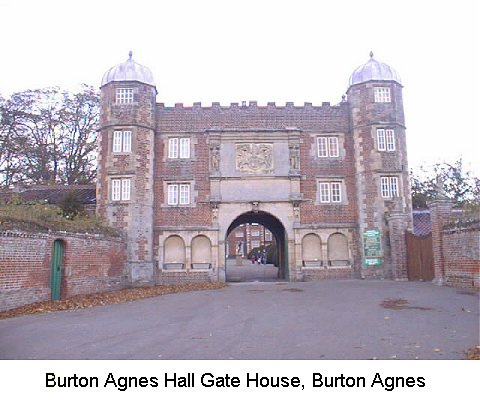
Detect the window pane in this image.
<box><xmin>168</xmin><ymin>138</ymin><xmax>178</xmax><ymax>158</ymax></box>
<box><xmin>179</xmin><ymin>184</ymin><xmax>190</xmax><ymax>205</ymax></box>
<box><xmin>377</xmin><ymin>129</ymin><xmax>386</xmax><ymax>151</ymax></box>
<box><xmin>331</xmin><ymin>182</ymin><xmax>341</xmax><ymax>202</ymax></box>
<box><xmin>123</xmin><ymin>131</ymin><xmax>132</xmax><ymax>152</ymax></box>
<box><xmin>381</xmin><ymin>177</ymin><xmax>390</xmax><ymax>197</ymax></box>
<box><xmin>390</xmin><ymin>177</ymin><xmax>398</xmax><ymax>197</ymax></box>
<box><xmin>386</xmin><ymin>129</ymin><xmax>395</xmax><ymax>151</ymax></box>
<box><xmin>112</xmin><ymin>179</ymin><xmax>121</xmax><ymax>201</ymax></box>
<box><xmin>317</xmin><ymin>137</ymin><xmax>328</xmax><ymax>157</ymax></box>
<box><xmin>113</xmin><ymin>131</ymin><xmax>122</xmax><ymax>152</ymax></box>
<box><xmin>328</xmin><ymin>137</ymin><xmax>339</xmax><ymax>157</ymax></box>
<box><xmin>167</xmin><ymin>184</ymin><xmax>178</xmax><ymax>205</ymax></box>
<box><xmin>374</xmin><ymin>87</ymin><xmax>391</xmax><ymax>103</ymax></box>
<box><xmin>319</xmin><ymin>182</ymin><xmax>330</xmax><ymax>203</ymax></box>
<box><xmin>121</xmin><ymin>179</ymin><xmax>131</xmax><ymax>201</ymax></box>
<box><xmin>116</xmin><ymin>88</ymin><xmax>133</xmax><ymax>104</ymax></box>
<box><xmin>179</xmin><ymin>138</ymin><xmax>190</xmax><ymax>158</ymax></box>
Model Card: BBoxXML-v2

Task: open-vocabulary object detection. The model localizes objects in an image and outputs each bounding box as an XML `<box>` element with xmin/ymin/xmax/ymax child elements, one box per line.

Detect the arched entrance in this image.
<box><xmin>225</xmin><ymin>211</ymin><xmax>288</xmax><ymax>282</ymax></box>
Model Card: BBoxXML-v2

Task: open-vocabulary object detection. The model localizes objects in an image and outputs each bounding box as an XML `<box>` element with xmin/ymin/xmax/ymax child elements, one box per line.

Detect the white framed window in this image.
<box><xmin>113</xmin><ymin>130</ymin><xmax>132</xmax><ymax>153</ymax></box>
<box><xmin>265</xmin><ymin>231</ymin><xmax>272</xmax><ymax>241</ymax></box>
<box><xmin>319</xmin><ymin>181</ymin><xmax>342</xmax><ymax>203</ymax></box>
<box><xmin>235</xmin><ymin>230</ymin><xmax>244</xmax><ymax>238</ymax></box>
<box><xmin>168</xmin><ymin>137</ymin><xmax>190</xmax><ymax>159</ymax></box>
<box><xmin>179</xmin><ymin>184</ymin><xmax>190</xmax><ymax>205</ymax></box>
<box><xmin>331</xmin><ymin>182</ymin><xmax>342</xmax><ymax>203</ymax></box>
<box><xmin>111</xmin><ymin>178</ymin><xmax>131</xmax><ymax>201</ymax></box>
<box><xmin>385</xmin><ymin>129</ymin><xmax>395</xmax><ymax>151</ymax></box>
<box><xmin>377</xmin><ymin>129</ymin><xmax>395</xmax><ymax>152</ymax></box>
<box><xmin>121</xmin><ymin>179</ymin><xmax>131</xmax><ymax>201</ymax></box>
<box><xmin>328</xmin><ymin>137</ymin><xmax>339</xmax><ymax>157</ymax></box>
<box><xmin>381</xmin><ymin>176</ymin><xmax>399</xmax><ymax>198</ymax></box>
<box><xmin>111</xmin><ymin>179</ymin><xmax>121</xmax><ymax>201</ymax></box>
<box><xmin>168</xmin><ymin>138</ymin><xmax>178</xmax><ymax>158</ymax></box>
<box><xmin>167</xmin><ymin>183</ymin><xmax>191</xmax><ymax>205</ymax></box>
<box><xmin>251</xmin><ymin>240</ymin><xmax>260</xmax><ymax>248</ymax></box>
<box><xmin>317</xmin><ymin>136</ymin><xmax>339</xmax><ymax>158</ymax></box>
<box><xmin>319</xmin><ymin>182</ymin><xmax>331</xmax><ymax>203</ymax></box>
<box><xmin>374</xmin><ymin>87</ymin><xmax>391</xmax><ymax>103</ymax></box>
<box><xmin>377</xmin><ymin>129</ymin><xmax>386</xmax><ymax>151</ymax></box>
<box><xmin>251</xmin><ymin>230</ymin><xmax>260</xmax><ymax>237</ymax></box>
<box><xmin>116</xmin><ymin>88</ymin><xmax>133</xmax><ymax>104</ymax></box>
<box><xmin>167</xmin><ymin>184</ymin><xmax>178</xmax><ymax>205</ymax></box>
<box><xmin>317</xmin><ymin>137</ymin><xmax>328</xmax><ymax>157</ymax></box>
<box><xmin>179</xmin><ymin>138</ymin><xmax>190</xmax><ymax>158</ymax></box>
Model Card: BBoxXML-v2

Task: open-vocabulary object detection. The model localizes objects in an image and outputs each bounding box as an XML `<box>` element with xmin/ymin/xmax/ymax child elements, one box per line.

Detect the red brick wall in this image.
<box><xmin>442</xmin><ymin>226</ymin><xmax>480</xmax><ymax>289</ymax></box>
<box><xmin>0</xmin><ymin>231</ymin><xmax>127</xmax><ymax>312</ymax></box>
<box><xmin>153</xmin><ymin>102</ymin><xmax>353</xmax><ymax>228</ymax></box>
<box><xmin>430</xmin><ymin>201</ymin><xmax>480</xmax><ymax>289</ymax></box>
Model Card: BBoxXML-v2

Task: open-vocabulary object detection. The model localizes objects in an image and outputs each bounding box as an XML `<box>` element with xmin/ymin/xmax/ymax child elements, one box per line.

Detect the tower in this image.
<box><xmin>347</xmin><ymin>52</ymin><xmax>413</xmax><ymax>279</ymax></box>
<box><xmin>97</xmin><ymin>52</ymin><xmax>157</xmax><ymax>283</ymax></box>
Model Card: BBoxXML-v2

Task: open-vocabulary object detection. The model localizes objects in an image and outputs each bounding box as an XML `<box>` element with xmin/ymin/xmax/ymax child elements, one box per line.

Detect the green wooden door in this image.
<box><xmin>50</xmin><ymin>240</ymin><xmax>64</xmax><ymax>300</ymax></box>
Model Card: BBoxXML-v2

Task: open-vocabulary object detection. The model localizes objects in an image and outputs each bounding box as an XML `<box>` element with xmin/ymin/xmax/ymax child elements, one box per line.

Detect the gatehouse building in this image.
<box><xmin>97</xmin><ymin>51</ymin><xmax>413</xmax><ymax>284</ymax></box>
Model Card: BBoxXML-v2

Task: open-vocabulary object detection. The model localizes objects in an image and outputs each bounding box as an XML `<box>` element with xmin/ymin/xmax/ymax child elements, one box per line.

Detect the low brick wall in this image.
<box><xmin>302</xmin><ymin>266</ymin><xmax>354</xmax><ymax>281</ymax></box>
<box><xmin>157</xmin><ymin>269</ymin><xmax>213</xmax><ymax>285</ymax></box>
<box><xmin>0</xmin><ymin>230</ymin><xmax>127</xmax><ymax>312</ymax></box>
<box><xmin>442</xmin><ymin>227</ymin><xmax>480</xmax><ymax>289</ymax></box>
<box><xmin>430</xmin><ymin>200</ymin><xmax>480</xmax><ymax>290</ymax></box>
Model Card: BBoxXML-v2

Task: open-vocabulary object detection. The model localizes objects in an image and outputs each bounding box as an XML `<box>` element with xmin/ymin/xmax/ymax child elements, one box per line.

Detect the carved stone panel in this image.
<box><xmin>235</xmin><ymin>143</ymin><xmax>273</xmax><ymax>174</ymax></box>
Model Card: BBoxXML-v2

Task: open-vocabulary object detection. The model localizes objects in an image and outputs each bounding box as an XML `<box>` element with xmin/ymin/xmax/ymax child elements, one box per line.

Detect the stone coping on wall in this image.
<box><xmin>0</xmin><ymin>229</ymin><xmax>124</xmax><ymax>241</ymax></box>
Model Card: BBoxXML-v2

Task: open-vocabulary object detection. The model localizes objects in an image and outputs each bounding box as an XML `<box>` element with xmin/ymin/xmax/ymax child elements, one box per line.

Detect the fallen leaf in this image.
<box><xmin>0</xmin><ymin>282</ymin><xmax>227</xmax><ymax>320</ymax></box>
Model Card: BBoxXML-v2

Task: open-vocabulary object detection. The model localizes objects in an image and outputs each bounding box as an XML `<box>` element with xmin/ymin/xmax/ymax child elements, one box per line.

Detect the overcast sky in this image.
<box><xmin>0</xmin><ymin>0</ymin><xmax>478</xmax><ymax>175</ymax></box>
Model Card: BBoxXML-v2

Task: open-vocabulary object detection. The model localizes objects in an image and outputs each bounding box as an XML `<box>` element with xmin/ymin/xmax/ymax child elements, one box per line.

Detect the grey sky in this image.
<box><xmin>0</xmin><ymin>0</ymin><xmax>478</xmax><ymax>174</ymax></box>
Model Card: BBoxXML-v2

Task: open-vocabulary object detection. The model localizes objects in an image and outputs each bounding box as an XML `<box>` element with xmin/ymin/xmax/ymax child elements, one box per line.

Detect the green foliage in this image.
<box><xmin>0</xmin><ymin>200</ymin><xmax>119</xmax><ymax>235</ymax></box>
<box><xmin>410</xmin><ymin>159</ymin><xmax>480</xmax><ymax>208</ymax></box>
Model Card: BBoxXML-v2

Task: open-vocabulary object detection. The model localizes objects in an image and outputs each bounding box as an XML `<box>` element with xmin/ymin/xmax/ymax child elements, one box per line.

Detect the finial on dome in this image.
<box><xmin>369</xmin><ymin>51</ymin><xmax>374</xmax><ymax>58</ymax></box>
<box><xmin>128</xmin><ymin>50</ymin><xmax>133</xmax><ymax>60</ymax></box>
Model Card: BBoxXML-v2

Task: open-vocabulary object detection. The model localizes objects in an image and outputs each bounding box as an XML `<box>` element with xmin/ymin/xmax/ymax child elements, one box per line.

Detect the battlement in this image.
<box><xmin>155</xmin><ymin>99</ymin><xmax>350</xmax><ymax>133</ymax></box>
<box><xmin>156</xmin><ymin>100</ymin><xmax>347</xmax><ymax>110</ymax></box>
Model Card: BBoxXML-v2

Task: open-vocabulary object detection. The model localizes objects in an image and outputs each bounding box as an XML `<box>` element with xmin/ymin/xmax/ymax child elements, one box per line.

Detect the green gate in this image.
<box><xmin>50</xmin><ymin>240</ymin><xmax>64</xmax><ymax>300</ymax></box>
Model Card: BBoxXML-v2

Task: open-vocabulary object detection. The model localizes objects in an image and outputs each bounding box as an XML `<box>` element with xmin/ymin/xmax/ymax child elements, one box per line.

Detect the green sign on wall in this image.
<box><xmin>363</xmin><ymin>229</ymin><xmax>382</xmax><ymax>267</ymax></box>
<box><xmin>364</xmin><ymin>257</ymin><xmax>382</xmax><ymax>266</ymax></box>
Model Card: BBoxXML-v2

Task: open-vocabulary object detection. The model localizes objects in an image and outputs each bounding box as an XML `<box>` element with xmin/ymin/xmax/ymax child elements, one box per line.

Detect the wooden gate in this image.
<box><xmin>50</xmin><ymin>240</ymin><xmax>64</xmax><ymax>300</ymax></box>
<box><xmin>406</xmin><ymin>232</ymin><xmax>434</xmax><ymax>281</ymax></box>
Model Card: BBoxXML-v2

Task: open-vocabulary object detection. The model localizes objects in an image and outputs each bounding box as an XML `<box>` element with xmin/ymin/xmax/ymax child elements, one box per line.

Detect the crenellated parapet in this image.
<box><xmin>156</xmin><ymin>100</ymin><xmax>350</xmax><ymax>133</ymax></box>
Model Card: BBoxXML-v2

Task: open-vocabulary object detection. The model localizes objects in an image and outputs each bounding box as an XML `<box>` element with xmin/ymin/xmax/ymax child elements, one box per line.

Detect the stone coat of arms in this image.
<box><xmin>236</xmin><ymin>143</ymin><xmax>274</xmax><ymax>174</ymax></box>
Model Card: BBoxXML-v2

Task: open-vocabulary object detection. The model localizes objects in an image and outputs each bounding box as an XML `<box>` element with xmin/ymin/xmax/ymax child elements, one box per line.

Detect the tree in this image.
<box><xmin>0</xmin><ymin>86</ymin><xmax>99</xmax><ymax>187</ymax></box>
<box><xmin>410</xmin><ymin>159</ymin><xmax>480</xmax><ymax>208</ymax></box>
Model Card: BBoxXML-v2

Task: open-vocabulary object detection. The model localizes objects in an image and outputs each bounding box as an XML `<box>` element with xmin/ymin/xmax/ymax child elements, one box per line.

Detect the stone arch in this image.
<box><xmin>301</xmin><ymin>233</ymin><xmax>322</xmax><ymax>266</ymax></box>
<box><xmin>226</xmin><ymin>211</ymin><xmax>288</xmax><ymax>281</ymax></box>
<box><xmin>164</xmin><ymin>235</ymin><xmax>186</xmax><ymax>268</ymax></box>
<box><xmin>191</xmin><ymin>235</ymin><xmax>212</xmax><ymax>268</ymax></box>
<box><xmin>327</xmin><ymin>233</ymin><xmax>350</xmax><ymax>266</ymax></box>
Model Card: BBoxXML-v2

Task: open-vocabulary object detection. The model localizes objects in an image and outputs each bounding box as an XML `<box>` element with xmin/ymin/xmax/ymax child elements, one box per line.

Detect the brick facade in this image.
<box><xmin>0</xmin><ymin>231</ymin><xmax>127</xmax><ymax>312</ymax></box>
<box><xmin>97</xmin><ymin>54</ymin><xmax>413</xmax><ymax>284</ymax></box>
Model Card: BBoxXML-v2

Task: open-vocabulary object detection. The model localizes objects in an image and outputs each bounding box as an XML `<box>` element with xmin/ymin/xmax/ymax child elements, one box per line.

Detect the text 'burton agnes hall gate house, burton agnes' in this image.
<box><xmin>97</xmin><ymin>52</ymin><xmax>413</xmax><ymax>284</ymax></box>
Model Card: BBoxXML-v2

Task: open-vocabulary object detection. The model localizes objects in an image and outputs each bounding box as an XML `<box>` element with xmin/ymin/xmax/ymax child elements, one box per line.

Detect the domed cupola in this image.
<box><xmin>348</xmin><ymin>52</ymin><xmax>401</xmax><ymax>87</ymax></box>
<box><xmin>101</xmin><ymin>51</ymin><xmax>155</xmax><ymax>87</ymax></box>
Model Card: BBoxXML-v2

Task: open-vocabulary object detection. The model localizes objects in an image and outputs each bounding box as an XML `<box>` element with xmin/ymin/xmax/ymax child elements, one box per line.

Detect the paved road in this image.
<box><xmin>0</xmin><ymin>280</ymin><xmax>478</xmax><ymax>359</ymax></box>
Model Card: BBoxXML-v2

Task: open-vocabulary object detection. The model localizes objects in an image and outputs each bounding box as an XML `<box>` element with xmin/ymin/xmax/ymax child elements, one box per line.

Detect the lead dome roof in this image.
<box><xmin>101</xmin><ymin>51</ymin><xmax>156</xmax><ymax>87</ymax></box>
<box><xmin>349</xmin><ymin>52</ymin><xmax>401</xmax><ymax>87</ymax></box>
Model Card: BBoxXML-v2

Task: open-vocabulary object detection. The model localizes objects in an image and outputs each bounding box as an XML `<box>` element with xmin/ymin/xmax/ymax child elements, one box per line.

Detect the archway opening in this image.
<box><xmin>225</xmin><ymin>211</ymin><xmax>288</xmax><ymax>282</ymax></box>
